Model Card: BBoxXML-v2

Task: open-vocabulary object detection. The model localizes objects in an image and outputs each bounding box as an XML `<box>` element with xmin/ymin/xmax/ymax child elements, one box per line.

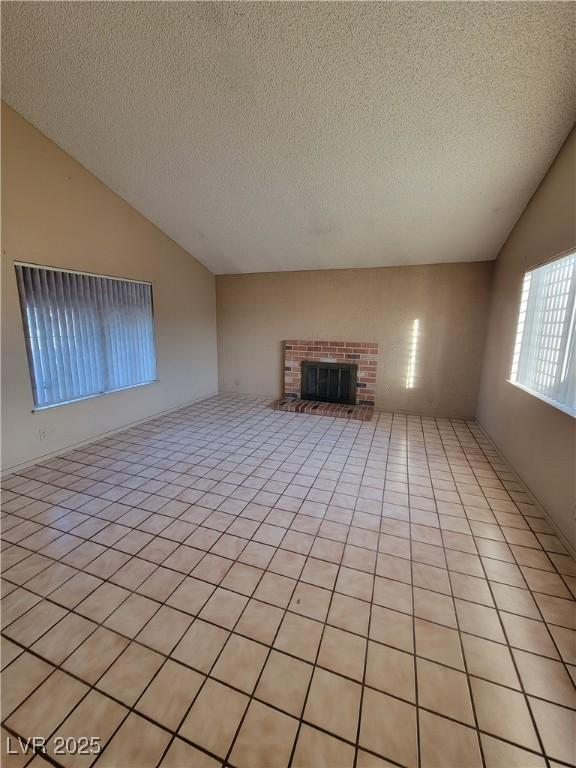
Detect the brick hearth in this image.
<box><xmin>272</xmin><ymin>396</ymin><xmax>374</xmax><ymax>420</ymax></box>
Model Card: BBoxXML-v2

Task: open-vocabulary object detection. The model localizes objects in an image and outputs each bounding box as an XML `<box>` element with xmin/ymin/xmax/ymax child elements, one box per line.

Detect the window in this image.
<box><xmin>510</xmin><ymin>251</ymin><xmax>576</xmax><ymax>417</ymax></box>
<box><xmin>15</xmin><ymin>264</ymin><xmax>157</xmax><ymax>409</ymax></box>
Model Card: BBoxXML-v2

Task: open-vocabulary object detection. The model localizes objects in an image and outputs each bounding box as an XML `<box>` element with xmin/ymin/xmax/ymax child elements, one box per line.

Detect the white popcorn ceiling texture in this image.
<box><xmin>2</xmin><ymin>2</ymin><xmax>575</xmax><ymax>274</ymax></box>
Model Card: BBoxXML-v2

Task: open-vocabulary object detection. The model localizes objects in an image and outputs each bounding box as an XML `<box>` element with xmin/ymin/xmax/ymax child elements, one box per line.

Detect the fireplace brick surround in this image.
<box><xmin>273</xmin><ymin>340</ymin><xmax>379</xmax><ymax>420</ymax></box>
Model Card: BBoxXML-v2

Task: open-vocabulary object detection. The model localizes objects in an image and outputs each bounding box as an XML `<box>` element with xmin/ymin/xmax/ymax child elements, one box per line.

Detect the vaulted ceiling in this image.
<box><xmin>2</xmin><ymin>2</ymin><xmax>575</xmax><ymax>274</ymax></box>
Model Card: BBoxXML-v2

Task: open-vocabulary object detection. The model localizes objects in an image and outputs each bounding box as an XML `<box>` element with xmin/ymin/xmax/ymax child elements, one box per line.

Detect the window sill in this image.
<box><xmin>506</xmin><ymin>380</ymin><xmax>576</xmax><ymax>419</ymax></box>
<box><xmin>32</xmin><ymin>379</ymin><xmax>159</xmax><ymax>412</ymax></box>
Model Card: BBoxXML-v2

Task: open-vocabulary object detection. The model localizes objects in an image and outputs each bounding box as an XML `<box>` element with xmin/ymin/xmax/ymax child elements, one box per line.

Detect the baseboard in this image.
<box><xmin>476</xmin><ymin>419</ymin><xmax>576</xmax><ymax>560</ymax></box>
<box><xmin>1</xmin><ymin>390</ymin><xmax>219</xmax><ymax>477</ymax></box>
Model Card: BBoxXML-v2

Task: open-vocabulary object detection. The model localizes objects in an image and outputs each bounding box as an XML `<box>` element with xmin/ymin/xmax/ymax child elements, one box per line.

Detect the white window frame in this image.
<box><xmin>508</xmin><ymin>250</ymin><xmax>576</xmax><ymax>419</ymax></box>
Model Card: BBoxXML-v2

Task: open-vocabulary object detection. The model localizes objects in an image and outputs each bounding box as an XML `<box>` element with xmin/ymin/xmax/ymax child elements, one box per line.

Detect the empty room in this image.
<box><xmin>1</xmin><ymin>2</ymin><xmax>575</xmax><ymax>767</ymax></box>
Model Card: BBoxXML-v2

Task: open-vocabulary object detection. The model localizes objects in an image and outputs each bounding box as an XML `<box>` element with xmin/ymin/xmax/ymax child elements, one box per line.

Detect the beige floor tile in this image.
<box><xmin>171</xmin><ymin>619</ymin><xmax>229</xmax><ymax>672</ymax></box>
<box><xmin>1</xmin><ymin>652</ymin><xmax>53</xmax><ymax>717</ymax></box>
<box><xmin>159</xmin><ymin>737</ymin><xmax>220</xmax><ymax>767</ymax></box>
<box><xmin>373</xmin><ymin>576</ymin><xmax>413</xmax><ymax>614</ymax></box>
<box><xmin>48</xmin><ymin>690</ymin><xmax>128</xmax><ymax>768</ymax></box>
<box><xmin>461</xmin><ymin>632</ymin><xmax>519</xmax><ymax>688</ymax></box>
<box><xmin>417</xmin><ymin>657</ymin><xmax>474</xmax><ymax>725</ymax></box>
<box><xmin>304</xmin><ymin>667</ymin><xmax>361</xmax><ymax>742</ymax></box>
<box><xmin>136</xmin><ymin>604</ymin><xmax>193</xmax><ymax>654</ymax></box>
<box><xmin>274</xmin><ymin>612</ymin><xmax>323</xmax><ymax>662</ymax></box>
<box><xmin>211</xmin><ymin>533</ymin><xmax>247</xmax><ymax>559</ymax></box>
<box><xmin>136</xmin><ymin>659</ymin><xmax>204</xmax><ymax>729</ymax></box>
<box><xmin>229</xmin><ymin>700</ymin><xmax>299</xmax><ymax>767</ymax></box>
<box><xmin>4</xmin><ymin>600</ymin><xmax>68</xmax><ymax>646</ymax></box>
<box><xmin>235</xmin><ymin>598</ymin><xmax>283</xmax><ymax>644</ymax></box>
<box><xmin>1</xmin><ymin>588</ymin><xmax>42</xmax><ymax>625</ymax></box>
<box><xmin>198</xmin><ymin>587</ymin><xmax>248</xmax><ymax>629</ymax></box>
<box><xmin>335</xmin><ymin>566</ymin><xmax>374</xmax><ymax>601</ymax></box>
<box><xmin>413</xmin><ymin>562</ymin><xmax>451</xmax><ymax>595</ymax></box>
<box><xmin>110</xmin><ymin>557</ymin><xmax>157</xmax><ymax>590</ymax></box>
<box><xmin>528</xmin><ymin>696</ymin><xmax>576</xmax><ymax>765</ymax></box>
<box><xmin>137</xmin><ymin>566</ymin><xmax>184</xmax><ymax>601</ymax></box>
<box><xmin>520</xmin><ymin>566</ymin><xmax>571</xmax><ymax>598</ymax></box>
<box><xmin>238</xmin><ymin>540</ymin><xmax>276</xmax><ymax>569</ymax></box>
<box><xmin>289</xmin><ymin>581</ymin><xmax>332</xmax><ymax>621</ymax></box>
<box><xmin>500</xmin><ymin>612</ymin><xmax>559</xmax><ymax>658</ymax></box>
<box><xmin>309</xmin><ymin>537</ymin><xmax>344</xmax><ymax>565</ymax></box>
<box><xmin>180</xmin><ymin>679</ymin><xmax>248</xmax><ymax>758</ymax></box>
<box><xmin>414</xmin><ymin>587</ymin><xmax>456</xmax><ymax>628</ymax></box>
<box><xmin>359</xmin><ymin>687</ymin><xmax>417</xmax><ymax>767</ymax></box>
<box><xmin>255</xmin><ymin>649</ymin><xmax>313</xmax><ymax>716</ymax></box>
<box><xmin>31</xmin><ymin>613</ymin><xmax>95</xmax><ymax>665</ymax></box>
<box><xmin>301</xmin><ymin>557</ymin><xmax>339</xmax><ymax>589</ymax></box>
<box><xmin>25</xmin><ymin>562</ymin><xmax>77</xmax><ymax>596</ymax></box>
<box><xmin>376</xmin><ymin>553</ymin><xmax>412</xmax><ymax>584</ymax></box>
<box><xmin>369</xmin><ymin>605</ymin><xmax>413</xmax><ymax>653</ymax></box>
<box><xmin>356</xmin><ymin>748</ymin><xmax>397</xmax><ymax>767</ymax></box>
<box><xmin>97</xmin><ymin>642</ymin><xmax>164</xmax><ymax>706</ymax></box>
<box><xmin>450</xmin><ymin>571</ymin><xmax>494</xmax><ymax>606</ymax></box>
<box><xmin>549</xmin><ymin>624</ymin><xmax>576</xmax><ymax>665</ymax></box>
<box><xmin>513</xmin><ymin>648</ymin><xmax>576</xmax><ymax>707</ymax></box>
<box><xmin>220</xmin><ymin>562</ymin><xmax>263</xmax><ymax>595</ymax></box>
<box><xmin>491</xmin><ymin>582</ymin><xmax>540</xmax><ymax>619</ymax></box>
<box><xmin>414</xmin><ymin>618</ymin><xmax>464</xmax><ymax>670</ymax></box>
<box><xmin>50</xmin><ymin>572</ymin><xmax>104</xmax><ymax>608</ymax></box>
<box><xmin>192</xmin><ymin>553</ymin><xmax>234</xmax><ymax>584</ymax></box>
<box><xmin>212</xmin><ymin>634</ymin><xmax>268</xmax><ymax>693</ymax></box>
<box><xmin>104</xmin><ymin>592</ymin><xmax>159</xmax><ymax>637</ymax></box>
<box><xmin>328</xmin><ymin>592</ymin><xmax>371</xmax><ymax>635</ymax></box>
<box><xmin>533</xmin><ymin>592</ymin><xmax>575</xmax><ymax>630</ymax></box>
<box><xmin>366</xmin><ymin>641</ymin><xmax>415</xmax><ymax>702</ymax></box>
<box><xmin>419</xmin><ymin>710</ymin><xmax>482</xmax><ymax>768</ymax></box>
<box><xmin>455</xmin><ymin>600</ymin><xmax>505</xmax><ymax>642</ymax></box>
<box><xmin>292</xmin><ymin>724</ymin><xmax>355</xmax><ymax>767</ymax></box>
<box><xmin>62</xmin><ymin>626</ymin><xmax>129</xmax><ymax>684</ymax></box>
<box><xmin>6</xmin><ymin>670</ymin><xmax>88</xmax><ymax>738</ymax></box>
<box><xmin>1</xmin><ymin>637</ymin><xmax>23</xmax><ymax>669</ymax></box>
<box><xmin>96</xmin><ymin>712</ymin><xmax>171</xmax><ymax>768</ymax></box>
<box><xmin>318</xmin><ymin>626</ymin><xmax>367</xmax><ymax>681</ymax></box>
<box><xmin>482</xmin><ymin>557</ymin><xmax>525</xmax><ymax>587</ymax></box>
<box><xmin>480</xmin><ymin>734</ymin><xmax>546</xmax><ymax>768</ymax></box>
<box><xmin>253</xmin><ymin>571</ymin><xmax>296</xmax><ymax>607</ymax></box>
<box><xmin>471</xmin><ymin>677</ymin><xmax>540</xmax><ymax>752</ymax></box>
<box><xmin>75</xmin><ymin>583</ymin><xmax>129</xmax><ymax>623</ymax></box>
<box><xmin>166</xmin><ymin>576</ymin><xmax>215</xmax><ymax>614</ymax></box>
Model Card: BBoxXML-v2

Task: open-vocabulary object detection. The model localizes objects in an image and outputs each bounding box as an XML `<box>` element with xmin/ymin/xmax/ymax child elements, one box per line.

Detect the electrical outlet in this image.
<box><xmin>234</xmin><ymin>378</ymin><xmax>240</xmax><ymax>386</ymax></box>
<box><xmin>38</xmin><ymin>428</ymin><xmax>49</xmax><ymax>441</ymax></box>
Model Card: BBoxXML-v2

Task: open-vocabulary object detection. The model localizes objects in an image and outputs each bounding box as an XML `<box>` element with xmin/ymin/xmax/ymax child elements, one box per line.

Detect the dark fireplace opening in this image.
<box><xmin>301</xmin><ymin>361</ymin><xmax>358</xmax><ymax>405</ymax></box>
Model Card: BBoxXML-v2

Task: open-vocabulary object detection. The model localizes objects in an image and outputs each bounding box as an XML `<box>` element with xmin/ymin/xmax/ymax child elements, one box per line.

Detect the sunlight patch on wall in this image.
<box><xmin>405</xmin><ymin>318</ymin><xmax>420</xmax><ymax>389</ymax></box>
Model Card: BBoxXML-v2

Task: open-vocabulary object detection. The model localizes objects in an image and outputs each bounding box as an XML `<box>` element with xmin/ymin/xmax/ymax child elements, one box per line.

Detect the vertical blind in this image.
<box><xmin>15</xmin><ymin>264</ymin><xmax>157</xmax><ymax>409</ymax></box>
<box><xmin>511</xmin><ymin>251</ymin><xmax>575</xmax><ymax>416</ymax></box>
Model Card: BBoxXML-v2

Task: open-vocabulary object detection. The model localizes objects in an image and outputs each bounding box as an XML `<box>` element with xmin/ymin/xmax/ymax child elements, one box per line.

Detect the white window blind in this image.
<box><xmin>511</xmin><ymin>252</ymin><xmax>576</xmax><ymax>417</ymax></box>
<box><xmin>15</xmin><ymin>264</ymin><xmax>157</xmax><ymax>409</ymax></box>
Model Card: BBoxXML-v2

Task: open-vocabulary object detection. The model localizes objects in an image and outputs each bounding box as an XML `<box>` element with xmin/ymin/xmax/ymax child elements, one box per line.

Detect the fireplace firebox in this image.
<box><xmin>301</xmin><ymin>361</ymin><xmax>357</xmax><ymax>405</ymax></box>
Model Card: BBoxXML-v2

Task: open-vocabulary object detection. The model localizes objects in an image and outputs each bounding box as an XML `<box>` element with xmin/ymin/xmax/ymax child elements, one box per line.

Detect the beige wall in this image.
<box><xmin>1</xmin><ymin>105</ymin><xmax>218</xmax><ymax>470</ymax></box>
<box><xmin>477</xmin><ymin>129</ymin><xmax>576</xmax><ymax>549</ymax></box>
<box><xmin>217</xmin><ymin>262</ymin><xmax>493</xmax><ymax>418</ymax></box>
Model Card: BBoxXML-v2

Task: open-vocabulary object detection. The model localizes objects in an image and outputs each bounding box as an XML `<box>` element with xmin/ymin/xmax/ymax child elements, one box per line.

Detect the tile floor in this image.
<box><xmin>1</xmin><ymin>394</ymin><xmax>575</xmax><ymax>768</ymax></box>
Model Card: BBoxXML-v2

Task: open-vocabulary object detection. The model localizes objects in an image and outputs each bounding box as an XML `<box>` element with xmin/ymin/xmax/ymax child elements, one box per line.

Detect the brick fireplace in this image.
<box><xmin>273</xmin><ymin>340</ymin><xmax>378</xmax><ymax>420</ymax></box>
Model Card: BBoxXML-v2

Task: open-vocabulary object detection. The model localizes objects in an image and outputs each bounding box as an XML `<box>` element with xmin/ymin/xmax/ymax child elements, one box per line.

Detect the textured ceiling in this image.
<box><xmin>2</xmin><ymin>2</ymin><xmax>575</xmax><ymax>274</ymax></box>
